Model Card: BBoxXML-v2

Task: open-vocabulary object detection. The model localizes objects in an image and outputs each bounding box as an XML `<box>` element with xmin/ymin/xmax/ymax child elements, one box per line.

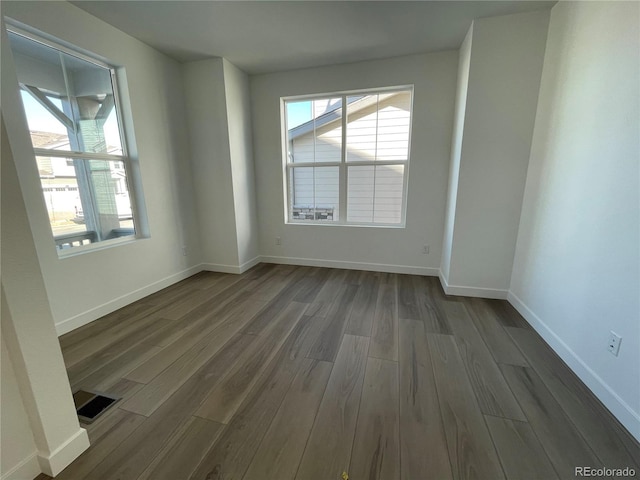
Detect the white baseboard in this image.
<box><xmin>55</xmin><ymin>257</ymin><xmax>263</xmax><ymax>336</ymax></box>
<box><xmin>438</xmin><ymin>270</ymin><xmax>508</xmax><ymax>299</ymax></box>
<box><xmin>201</xmin><ymin>263</ymin><xmax>242</xmax><ymax>274</ymax></box>
<box><xmin>54</xmin><ymin>255</ymin><xmax>435</xmax><ymax>337</ymax></box>
<box><xmin>239</xmin><ymin>256</ymin><xmax>262</xmax><ymax>273</ymax></box>
<box><xmin>1</xmin><ymin>453</ymin><xmax>41</xmax><ymax>480</ymax></box>
<box><xmin>260</xmin><ymin>255</ymin><xmax>439</xmax><ymax>276</ymax></box>
<box><xmin>37</xmin><ymin>428</ymin><xmax>90</xmax><ymax>477</ymax></box>
<box><xmin>507</xmin><ymin>291</ymin><xmax>640</xmax><ymax>443</ymax></box>
<box><xmin>54</xmin><ymin>264</ymin><xmax>203</xmax><ymax>336</ymax></box>
<box><xmin>201</xmin><ymin>256</ymin><xmax>261</xmax><ymax>275</ymax></box>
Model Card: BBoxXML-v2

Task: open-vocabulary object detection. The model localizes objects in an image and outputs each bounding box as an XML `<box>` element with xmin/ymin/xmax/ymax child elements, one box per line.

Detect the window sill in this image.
<box><xmin>56</xmin><ymin>234</ymin><xmax>143</xmax><ymax>259</ymax></box>
<box><xmin>285</xmin><ymin>221</ymin><xmax>406</xmax><ymax>229</ymax></box>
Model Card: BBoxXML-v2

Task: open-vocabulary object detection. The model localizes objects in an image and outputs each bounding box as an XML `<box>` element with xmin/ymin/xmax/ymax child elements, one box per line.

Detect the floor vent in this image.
<box><xmin>73</xmin><ymin>390</ymin><xmax>120</xmax><ymax>424</ymax></box>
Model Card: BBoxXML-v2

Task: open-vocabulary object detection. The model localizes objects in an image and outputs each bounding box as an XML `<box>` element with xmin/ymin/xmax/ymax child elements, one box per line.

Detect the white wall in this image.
<box><xmin>251</xmin><ymin>52</ymin><xmax>457</xmax><ymax>274</ymax></box>
<box><xmin>441</xmin><ymin>10</ymin><xmax>550</xmax><ymax>296</ymax></box>
<box><xmin>1</xmin><ymin>335</ymin><xmax>39</xmax><ymax>480</ymax></box>
<box><xmin>441</xmin><ymin>25</ymin><xmax>472</xmax><ymax>282</ymax></box>
<box><xmin>183</xmin><ymin>58</ymin><xmax>240</xmax><ymax>268</ymax></box>
<box><xmin>2</xmin><ymin>1</ymin><xmax>202</xmax><ymax>335</ymax></box>
<box><xmin>222</xmin><ymin>59</ymin><xmax>260</xmax><ymax>267</ymax></box>
<box><xmin>509</xmin><ymin>1</ymin><xmax>640</xmax><ymax>440</ymax></box>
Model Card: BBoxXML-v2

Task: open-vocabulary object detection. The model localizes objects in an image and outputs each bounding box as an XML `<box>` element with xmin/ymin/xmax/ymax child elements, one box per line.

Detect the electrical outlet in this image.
<box><xmin>422</xmin><ymin>244</ymin><xmax>430</xmax><ymax>255</ymax></box>
<box><xmin>275</xmin><ymin>236</ymin><xmax>282</xmax><ymax>246</ymax></box>
<box><xmin>181</xmin><ymin>245</ymin><xmax>188</xmax><ymax>256</ymax></box>
<box><xmin>607</xmin><ymin>331</ymin><xmax>622</xmax><ymax>356</ymax></box>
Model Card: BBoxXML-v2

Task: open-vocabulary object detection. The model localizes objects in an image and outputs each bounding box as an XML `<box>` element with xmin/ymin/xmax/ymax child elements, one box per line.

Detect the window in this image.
<box><xmin>283</xmin><ymin>87</ymin><xmax>412</xmax><ymax>226</ymax></box>
<box><xmin>7</xmin><ymin>27</ymin><xmax>143</xmax><ymax>253</ymax></box>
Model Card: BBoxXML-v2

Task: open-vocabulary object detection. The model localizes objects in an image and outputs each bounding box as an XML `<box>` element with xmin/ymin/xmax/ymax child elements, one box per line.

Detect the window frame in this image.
<box><xmin>282</xmin><ymin>85</ymin><xmax>413</xmax><ymax>228</ymax></box>
<box><xmin>7</xmin><ymin>22</ymin><xmax>147</xmax><ymax>257</ymax></box>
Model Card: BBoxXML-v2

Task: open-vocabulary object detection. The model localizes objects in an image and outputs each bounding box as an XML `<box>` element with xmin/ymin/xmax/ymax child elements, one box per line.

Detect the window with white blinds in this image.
<box><xmin>284</xmin><ymin>87</ymin><xmax>412</xmax><ymax>226</ymax></box>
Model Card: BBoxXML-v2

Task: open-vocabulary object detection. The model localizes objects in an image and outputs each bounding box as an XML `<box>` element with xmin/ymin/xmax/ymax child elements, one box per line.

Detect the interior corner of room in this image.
<box><xmin>1</xmin><ymin>1</ymin><xmax>638</xmax><ymax>479</ymax></box>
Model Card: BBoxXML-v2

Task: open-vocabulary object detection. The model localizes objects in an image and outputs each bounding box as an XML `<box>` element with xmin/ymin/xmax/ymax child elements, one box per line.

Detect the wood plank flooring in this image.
<box><xmin>40</xmin><ymin>264</ymin><xmax>639</xmax><ymax>480</ymax></box>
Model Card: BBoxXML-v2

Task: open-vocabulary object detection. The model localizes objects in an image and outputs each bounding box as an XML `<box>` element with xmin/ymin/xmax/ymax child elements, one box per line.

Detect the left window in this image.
<box><xmin>7</xmin><ymin>27</ymin><xmax>142</xmax><ymax>252</ymax></box>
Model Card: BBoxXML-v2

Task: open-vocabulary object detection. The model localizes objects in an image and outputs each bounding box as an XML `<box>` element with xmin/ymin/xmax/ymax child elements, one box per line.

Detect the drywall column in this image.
<box><xmin>222</xmin><ymin>59</ymin><xmax>260</xmax><ymax>268</ymax></box>
<box><xmin>441</xmin><ymin>26</ymin><xmax>473</xmax><ymax>282</ymax></box>
<box><xmin>510</xmin><ymin>1</ymin><xmax>640</xmax><ymax>440</ymax></box>
<box><xmin>183</xmin><ymin>59</ymin><xmax>240</xmax><ymax>270</ymax></box>
<box><xmin>1</xmin><ymin>117</ymin><xmax>90</xmax><ymax>476</ymax></box>
<box><xmin>440</xmin><ymin>10</ymin><xmax>550</xmax><ymax>297</ymax></box>
<box><xmin>183</xmin><ymin>58</ymin><xmax>259</xmax><ymax>272</ymax></box>
<box><xmin>1</xmin><ymin>18</ymin><xmax>90</xmax><ymax>475</ymax></box>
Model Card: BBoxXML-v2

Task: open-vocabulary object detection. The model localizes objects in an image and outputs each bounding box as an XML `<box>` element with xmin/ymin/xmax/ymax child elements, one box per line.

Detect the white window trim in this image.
<box><xmin>282</xmin><ymin>85</ymin><xmax>413</xmax><ymax>228</ymax></box>
<box><xmin>6</xmin><ymin>22</ymin><xmax>147</xmax><ymax>257</ymax></box>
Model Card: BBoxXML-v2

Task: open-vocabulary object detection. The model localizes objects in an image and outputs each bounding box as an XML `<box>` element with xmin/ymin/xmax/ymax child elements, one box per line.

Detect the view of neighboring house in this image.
<box><xmin>287</xmin><ymin>91</ymin><xmax>410</xmax><ymax>224</ymax></box>
<box><xmin>30</xmin><ymin>129</ymin><xmax>132</xmax><ymax>239</ymax></box>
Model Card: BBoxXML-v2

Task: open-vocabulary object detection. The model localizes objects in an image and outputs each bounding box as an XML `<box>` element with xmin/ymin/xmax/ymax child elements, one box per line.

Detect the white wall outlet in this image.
<box><xmin>422</xmin><ymin>244</ymin><xmax>430</xmax><ymax>255</ymax></box>
<box><xmin>181</xmin><ymin>245</ymin><xmax>188</xmax><ymax>256</ymax></box>
<box><xmin>275</xmin><ymin>236</ymin><xmax>282</xmax><ymax>246</ymax></box>
<box><xmin>607</xmin><ymin>331</ymin><xmax>622</xmax><ymax>356</ymax></box>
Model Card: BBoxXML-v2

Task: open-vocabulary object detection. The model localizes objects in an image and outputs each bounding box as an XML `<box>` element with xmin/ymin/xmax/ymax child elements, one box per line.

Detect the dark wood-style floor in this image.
<box><xmin>39</xmin><ymin>264</ymin><xmax>639</xmax><ymax>480</ymax></box>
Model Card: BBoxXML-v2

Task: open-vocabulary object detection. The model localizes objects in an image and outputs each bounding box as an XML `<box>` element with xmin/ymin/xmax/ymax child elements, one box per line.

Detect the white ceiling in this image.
<box><xmin>72</xmin><ymin>1</ymin><xmax>555</xmax><ymax>74</ymax></box>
